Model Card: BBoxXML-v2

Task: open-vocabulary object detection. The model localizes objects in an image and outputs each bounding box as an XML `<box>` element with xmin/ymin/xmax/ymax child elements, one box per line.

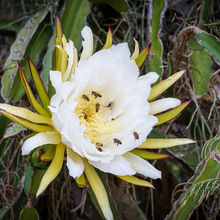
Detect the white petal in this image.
<box><xmin>66</xmin><ymin>148</ymin><xmax>84</xmax><ymax>178</ymax></box>
<box><xmin>63</xmin><ymin>40</ymin><xmax>75</xmax><ymax>81</ymax></box>
<box><xmin>49</xmin><ymin>70</ymin><xmax>62</xmax><ymax>91</ymax></box>
<box><xmin>80</xmin><ymin>26</ymin><xmax>93</xmax><ymax>60</ymax></box>
<box><xmin>124</xmin><ymin>152</ymin><xmax>161</xmax><ymax>179</ymax></box>
<box><xmin>138</xmin><ymin>72</ymin><xmax>159</xmax><ymax>85</ymax></box>
<box><xmin>149</xmin><ymin>98</ymin><xmax>181</xmax><ymax>115</ymax></box>
<box><xmin>89</xmin><ymin>155</ymin><xmax>136</xmax><ymax>176</ymax></box>
<box><xmin>22</xmin><ymin>131</ymin><xmax>61</xmax><ymax>155</ymax></box>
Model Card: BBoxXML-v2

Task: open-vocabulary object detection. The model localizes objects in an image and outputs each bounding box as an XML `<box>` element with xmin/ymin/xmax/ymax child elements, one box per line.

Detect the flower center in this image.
<box><xmin>74</xmin><ymin>90</ymin><xmax>121</xmax><ymax>151</ymax></box>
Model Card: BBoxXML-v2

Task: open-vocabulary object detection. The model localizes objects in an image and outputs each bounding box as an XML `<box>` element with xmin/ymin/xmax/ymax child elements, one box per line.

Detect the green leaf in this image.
<box><xmin>3</xmin><ymin>122</ymin><xmax>24</xmax><ymax>139</ymax></box>
<box><xmin>165</xmin><ymin>141</ymin><xmax>220</xmax><ymax>220</ymax></box>
<box><xmin>18</xmin><ymin>207</ymin><xmax>39</xmax><ymax>220</ymax></box>
<box><xmin>1</xmin><ymin>9</ymin><xmax>48</xmax><ymax>102</ymax></box>
<box><xmin>188</xmin><ymin>37</ymin><xmax>211</xmax><ymax>96</ymax></box>
<box><xmin>148</xmin><ymin>0</ymin><xmax>166</xmax><ymax>76</ymax></box>
<box><xmin>201</xmin><ymin>0</ymin><xmax>211</xmax><ymax>22</ymax></box>
<box><xmin>41</xmin><ymin>28</ymin><xmax>56</xmax><ymax>90</ymax></box>
<box><xmin>62</xmin><ymin>0</ymin><xmax>89</xmax><ymax>50</ymax></box>
<box><xmin>0</xmin><ymin>18</ymin><xmax>21</xmax><ymax>32</ymax></box>
<box><xmin>89</xmin><ymin>0</ymin><xmax>129</xmax><ymax>13</ymax></box>
<box><xmin>196</xmin><ymin>32</ymin><xmax>220</xmax><ymax>65</ymax></box>
<box><xmin>24</xmin><ymin>165</ymin><xmax>46</xmax><ymax>196</ymax></box>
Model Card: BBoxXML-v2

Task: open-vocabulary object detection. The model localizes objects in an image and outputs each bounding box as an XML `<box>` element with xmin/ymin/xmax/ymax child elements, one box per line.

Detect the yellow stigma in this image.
<box><xmin>74</xmin><ymin>90</ymin><xmax>121</xmax><ymax>151</ymax></box>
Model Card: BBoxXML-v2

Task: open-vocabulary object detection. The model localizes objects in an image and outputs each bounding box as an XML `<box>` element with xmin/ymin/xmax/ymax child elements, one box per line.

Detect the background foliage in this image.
<box><xmin>0</xmin><ymin>0</ymin><xmax>219</xmax><ymax>219</ymax></box>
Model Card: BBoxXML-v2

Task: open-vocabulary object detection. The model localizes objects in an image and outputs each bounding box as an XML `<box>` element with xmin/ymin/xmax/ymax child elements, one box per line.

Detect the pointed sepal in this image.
<box><xmin>148</xmin><ymin>70</ymin><xmax>185</xmax><ymax>101</ymax></box>
<box><xmin>131</xmin><ymin>149</ymin><xmax>170</xmax><ymax>160</ymax></box>
<box><xmin>103</xmin><ymin>27</ymin><xmax>112</xmax><ymax>49</ymax></box>
<box><xmin>155</xmin><ymin>101</ymin><xmax>191</xmax><ymax>126</ymax></box>
<box><xmin>135</xmin><ymin>43</ymin><xmax>151</xmax><ymax>68</ymax></box>
<box><xmin>116</xmin><ymin>175</ymin><xmax>154</xmax><ymax>188</ymax></box>
<box><xmin>75</xmin><ymin>174</ymin><xmax>88</xmax><ymax>188</ymax></box>
<box><xmin>83</xmin><ymin>159</ymin><xmax>113</xmax><ymax>220</ymax></box>
<box><xmin>27</xmin><ymin>58</ymin><xmax>50</xmax><ymax>110</ymax></box>
<box><xmin>137</xmin><ymin>137</ymin><xmax>195</xmax><ymax>149</ymax></box>
<box><xmin>18</xmin><ymin>62</ymin><xmax>49</xmax><ymax>117</ymax></box>
<box><xmin>36</xmin><ymin>142</ymin><xmax>65</xmax><ymax>197</ymax></box>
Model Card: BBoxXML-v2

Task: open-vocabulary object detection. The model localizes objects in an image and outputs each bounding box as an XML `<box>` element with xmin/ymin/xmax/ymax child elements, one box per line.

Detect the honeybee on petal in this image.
<box><xmin>96</xmin><ymin>143</ymin><xmax>103</xmax><ymax>152</ymax></box>
<box><xmin>92</xmin><ymin>91</ymin><xmax>102</xmax><ymax>98</ymax></box>
<box><xmin>95</xmin><ymin>103</ymin><xmax>100</xmax><ymax>112</ymax></box>
<box><xmin>133</xmin><ymin>131</ymin><xmax>139</xmax><ymax>140</ymax></box>
<box><xmin>82</xmin><ymin>94</ymin><xmax>90</xmax><ymax>102</ymax></box>
<box><xmin>113</xmin><ymin>138</ymin><xmax>122</xmax><ymax>145</ymax></box>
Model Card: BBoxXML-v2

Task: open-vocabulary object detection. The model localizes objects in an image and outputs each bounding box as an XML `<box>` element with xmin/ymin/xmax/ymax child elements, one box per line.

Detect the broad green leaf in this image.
<box><xmin>10</xmin><ymin>20</ymin><xmax>52</xmax><ymax>102</ymax></box>
<box><xmin>62</xmin><ymin>0</ymin><xmax>89</xmax><ymax>50</ymax></box>
<box><xmin>1</xmin><ymin>9</ymin><xmax>48</xmax><ymax>102</ymax></box>
<box><xmin>148</xmin><ymin>0</ymin><xmax>166</xmax><ymax>76</ymax></box>
<box><xmin>196</xmin><ymin>32</ymin><xmax>220</xmax><ymax>65</ymax></box>
<box><xmin>18</xmin><ymin>207</ymin><xmax>39</xmax><ymax>220</ymax></box>
<box><xmin>188</xmin><ymin>37</ymin><xmax>211</xmax><ymax>96</ymax></box>
<box><xmin>165</xmin><ymin>142</ymin><xmax>220</xmax><ymax>220</ymax></box>
<box><xmin>3</xmin><ymin>122</ymin><xmax>24</xmax><ymax>139</ymax></box>
<box><xmin>24</xmin><ymin>165</ymin><xmax>46</xmax><ymax>196</ymax></box>
<box><xmin>89</xmin><ymin>0</ymin><xmax>129</xmax><ymax>13</ymax></box>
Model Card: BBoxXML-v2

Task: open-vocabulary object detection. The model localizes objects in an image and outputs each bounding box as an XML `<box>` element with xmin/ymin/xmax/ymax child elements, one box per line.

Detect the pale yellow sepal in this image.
<box><xmin>40</xmin><ymin>145</ymin><xmax>56</xmax><ymax>161</ymax></box>
<box><xmin>83</xmin><ymin>159</ymin><xmax>113</xmax><ymax>220</ymax></box>
<box><xmin>75</xmin><ymin>174</ymin><xmax>87</xmax><ymax>188</ymax></box>
<box><xmin>28</xmin><ymin>58</ymin><xmax>50</xmax><ymax>110</ymax></box>
<box><xmin>60</xmin><ymin>35</ymin><xmax>68</xmax><ymax>77</ymax></box>
<box><xmin>116</xmin><ymin>175</ymin><xmax>154</xmax><ymax>188</ymax></box>
<box><xmin>55</xmin><ymin>15</ymin><xmax>63</xmax><ymax>72</ymax></box>
<box><xmin>36</xmin><ymin>142</ymin><xmax>65</xmax><ymax>197</ymax></box>
<box><xmin>103</xmin><ymin>28</ymin><xmax>112</xmax><ymax>49</ymax></box>
<box><xmin>130</xmin><ymin>38</ymin><xmax>139</xmax><ymax>60</ymax></box>
<box><xmin>148</xmin><ymin>70</ymin><xmax>185</xmax><ymax>101</ymax></box>
<box><xmin>137</xmin><ymin>138</ymin><xmax>195</xmax><ymax>149</ymax></box>
<box><xmin>0</xmin><ymin>104</ymin><xmax>52</xmax><ymax>125</ymax></box>
<box><xmin>0</xmin><ymin>110</ymin><xmax>54</xmax><ymax>133</ymax></box>
<box><xmin>155</xmin><ymin>101</ymin><xmax>190</xmax><ymax>126</ymax></box>
<box><xmin>18</xmin><ymin>62</ymin><xmax>50</xmax><ymax>117</ymax></box>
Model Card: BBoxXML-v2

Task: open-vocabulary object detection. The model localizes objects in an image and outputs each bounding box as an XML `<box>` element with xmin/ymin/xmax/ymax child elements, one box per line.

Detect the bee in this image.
<box><xmin>107</xmin><ymin>102</ymin><xmax>113</xmax><ymax>109</ymax></box>
<box><xmin>95</xmin><ymin>103</ymin><xmax>100</xmax><ymax>112</ymax></box>
<box><xmin>133</xmin><ymin>131</ymin><xmax>139</xmax><ymax>140</ymax></box>
<box><xmin>82</xmin><ymin>112</ymin><xmax>87</xmax><ymax>120</ymax></box>
<box><xmin>113</xmin><ymin>138</ymin><xmax>122</xmax><ymax>145</ymax></box>
<box><xmin>92</xmin><ymin>91</ymin><xmax>102</xmax><ymax>98</ymax></box>
<box><xmin>82</xmin><ymin>94</ymin><xmax>90</xmax><ymax>102</ymax></box>
<box><xmin>96</xmin><ymin>143</ymin><xmax>103</xmax><ymax>152</ymax></box>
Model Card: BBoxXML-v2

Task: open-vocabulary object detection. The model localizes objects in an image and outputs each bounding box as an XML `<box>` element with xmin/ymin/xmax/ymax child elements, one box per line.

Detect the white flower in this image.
<box><xmin>49</xmin><ymin>40</ymin><xmax>161</xmax><ymax>179</ymax></box>
<box><xmin>0</xmin><ymin>23</ymin><xmax>194</xmax><ymax>220</ymax></box>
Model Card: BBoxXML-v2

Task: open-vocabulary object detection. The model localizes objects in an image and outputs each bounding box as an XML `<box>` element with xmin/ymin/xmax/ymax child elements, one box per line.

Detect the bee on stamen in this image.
<box><xmin>82</xmin><ymin>94</ymin><xmax>90</xmax><ymax>102</ymax></box>
<box><xmin>133</xmin><ymin>131</ymin><xmax>139</xmax><ymax>140</ymax></box>
<box><xmin>82</xmin><ymin>112</ymin><xmax>87</xmax><ymax>120</ymax></box>
<box><xmin>107</xmin><ymin>102</ymin><xmax>113</xmax><ymax>109</ymax></box>
<box><xmin>113</xmin><ymin>138</ymin><xmax>122</xmax><ymax>145</ymax></box>
<box><xmin>96</xmin><ymin>143</ymin><xmax>103</xmax><ymax>152</ymax></box>
<box><xmin>92</xmin><ymin>91</ymin><xmax>102</xmax><ymax>98</ymax></box>
<box><xmin>95</xmin><ymin>103</ymin><xmax>100</xmax><ymax>112</ymax></box>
